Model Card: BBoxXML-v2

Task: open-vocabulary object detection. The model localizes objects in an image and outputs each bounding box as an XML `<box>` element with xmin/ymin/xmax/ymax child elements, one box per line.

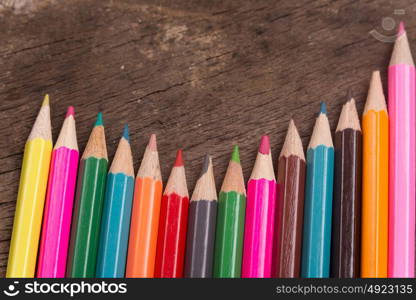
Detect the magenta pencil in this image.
<box><xmin>388</xmin><ymin>22</ymin><xmax>415</xmax><ymax>277</ymax></box>
<box><xmin>37</xmin><ymin>107</ymin><xmax>79</xmax><ymax>278</ymax></box>
<box><xmin>242</xmin><ymin>136</ymin><xmax>277</xmax><ymax>278</ymax></box>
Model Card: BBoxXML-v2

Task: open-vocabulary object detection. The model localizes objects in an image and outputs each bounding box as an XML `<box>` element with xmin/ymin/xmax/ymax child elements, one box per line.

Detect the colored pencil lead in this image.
<box><xmin>66</xmin><ymin>106</ymin><xmax>75</xmax><ymax>117</ymax></box>
<box><xmin>231</xmin><ymin>145</ymin><xmax>240</xmax><ymax>163</ymax></box>
<box><xmin>42</xmin><ymin>94</ymin><xmax>49</xmax><ymax>106</ymax></box>
<box><xmin>95</xmin><ymin>112</ymin><xmax>104</xmax><ymax>127</ymax></box>
<box><xmin>174</xmin><ymin>149</ymin><xmax>184</xmax><ymax>167</ymax></box>
<box><xmin>259</xmin><ymin>135</ymin><xmax>270</xmax><ymax>154</ymax></box>
<box><xmin>320</xmin><ymin>101</ymin><xmax>327</xmax><ymax>114</ymax></box>
<box><xmin>122</xmin><ymin>124</ymin><xmax>130</xmax><ymax>142</ymax></box>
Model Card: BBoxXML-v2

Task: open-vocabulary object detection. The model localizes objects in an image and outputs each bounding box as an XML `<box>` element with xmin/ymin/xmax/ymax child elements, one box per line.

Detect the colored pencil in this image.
<box><xmin>37</xmin><ymin>106</ymin><xmax>79</xmax><ymax>278</ymax></box>
<box><xmin>388</xmin><ymin>22</ymin><xmax>415</xmax><ymax>278</ymax></box>
<box><xmin>6</xmin><ymin>95</ymin><xmax>52</xmax><ymax>278</ymax></box>
<box><xmin>126</xmin><ymin>134</ymin><xmax>163</xmax><ymax>278</ymax></box>
<box><xmin>301</xmin><ymin>102</ymin><xmax>334</xmax><ymax>278</ymax></box>
<box><xmin>361</xmin><ymin>71</ymin><xmax>389</xmax><ymax>278</ymax></box>
<box><xmin>67</xmin><ymin>113</ymin><xmax>108</xmax><ymax>278</ymax></box>
<box><xmin>214</xmin><ymin>145</ymin><xmax>246</xmax><ymax>278</ymax></box>
<box><xmin>184</xmin><ymin>155</ymin><xmax>218</xmax><ymax>278</ymax></box>
<box><xmin>273</xmin><ymin>120</ymin><xmax>306</xmax><ymax>278</ymax></box>
<box><xmin>331</xmin><ymin>97</ymin><xmax>362</xmax><ymax>278</ymax></box>
<box><xmin>242</xmin><ymin>136</ymin><xmax>277</xmax><ymax>278</ymax></box>
<box><xmin>155</xmin><ymin>150</ymin><xmax>189</xmax><ymax>278</ymax></box>
<box><xmin>96</xmin><ymin>125</ymin><xmax>134</xmax><ymax>278</ymax></box>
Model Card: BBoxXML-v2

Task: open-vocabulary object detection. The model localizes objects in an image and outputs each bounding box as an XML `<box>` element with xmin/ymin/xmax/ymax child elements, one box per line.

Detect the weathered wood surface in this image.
<box><xmin>0</xmin><ymin>0</ymin><xmax>414</xmax><ymax>276</ymax></box>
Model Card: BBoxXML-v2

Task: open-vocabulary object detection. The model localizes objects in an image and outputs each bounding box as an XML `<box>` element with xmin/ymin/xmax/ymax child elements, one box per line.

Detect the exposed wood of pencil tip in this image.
<box><xmin>250</xmin><ymin>136</ymin><xmax>275</xmax><ymax>181</ymax></box>
<box><xmin>54</xmin><ymin>106</ymin><xmax>78</xmax><ymax>151</ymax></box>
<box><xmin>109</xmin><ymin>135</ymin><xmax>134</xmax><ymax>177</ymax></box>
<box><xmin>336</xmin><ymin>98</ymin><xmax>361</xmax><ymax>132</ymax></box>
<box><xmin>363</xmin><ymin>71</ymin><xmax>387</xmax><ymax>115</ymax></box>
<box><xmin>308</xmin><ymin>107</ymin><xmax>333</xmax><ymax>149</ymax></box>
<box><xmin>137</xmin><ymin>134</ymin><xmax>162</xmax><ymax>181</ymax></box>
<box><xmin>279</xmin><ymin>119</ymin><xmax>305</xmax><ymax>161</ymax></box>
<box><xmin>389</xmin><ymin>22</ymin><xmax>414</xmax><ymax>66</ymax></box>
<box><xmin>191</xmin><ymin>155</ymin><xmax>217</xmax><ymax>201</ymax></box>
<box><xmin>27</xmin><ymin>94</ymin><xmax>52</xmax><ymax>142</ymax></box>
<box><xmin>164</xmin><ymin>150</ymin><xmax>189</xmax><ymax>198</ymax></box>
<box><xmin>82</xmin><ymin>115</ymin><xmax>108</xmax><ymax>160</ymax></box>
<box><xmin>221</xmin><ymin>146</ymin><xmax>246</xmax><ymax>195</ymax></box>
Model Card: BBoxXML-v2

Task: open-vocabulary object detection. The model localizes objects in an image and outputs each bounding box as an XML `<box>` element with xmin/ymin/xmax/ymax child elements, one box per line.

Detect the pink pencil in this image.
<box><xmin>388</xmin><ymin>22</ymin><xmax>415</xmax><ymax>278</ymax></box>
<box><xmin>242</xmin><ymin>135</ymin><xmax>277</xmax><ymax>278</ymax></box>
<box><xmin>37</xmin><ymin>107</ymin><xmax>79</xmax><ymax>278</ymax></box>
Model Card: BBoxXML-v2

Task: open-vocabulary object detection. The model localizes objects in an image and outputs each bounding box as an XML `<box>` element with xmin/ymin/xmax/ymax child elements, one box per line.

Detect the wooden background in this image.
<box><xmin>0</xmin><ymin>0</ymin><xmax>414</xmax><ymax>276</ymax></box>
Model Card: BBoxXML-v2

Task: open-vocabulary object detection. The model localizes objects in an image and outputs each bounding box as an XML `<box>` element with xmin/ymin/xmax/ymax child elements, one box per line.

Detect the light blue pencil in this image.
<box><xmin>301</xmin><ymin>103</ymin><xmax>334</xmax><ymax>278</ymax></box>
<box><xmin>96</xmin><ymin>125</ymin><xmax>135</xmax><ymax>278</ymax></box>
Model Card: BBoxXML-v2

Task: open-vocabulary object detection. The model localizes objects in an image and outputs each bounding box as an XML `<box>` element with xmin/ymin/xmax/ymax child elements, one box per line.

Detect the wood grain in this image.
<box><xmin>0</xmin><ymin>0</ymin><xmax>414</xmax><ymax>276</ymax></box>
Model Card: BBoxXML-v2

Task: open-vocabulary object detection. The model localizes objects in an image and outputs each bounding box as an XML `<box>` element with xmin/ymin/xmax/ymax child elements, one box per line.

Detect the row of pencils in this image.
<box><xmin>6</xmin><ymin>23</ymin><xmax>415</xmax><ymax>279</ymax></box>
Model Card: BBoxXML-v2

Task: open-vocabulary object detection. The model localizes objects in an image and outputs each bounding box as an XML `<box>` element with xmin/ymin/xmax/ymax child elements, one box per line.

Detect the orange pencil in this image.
<box><xmin>126</xmin><ymin>134</ymin><xmax>163</xmax><ymax>277</ymax></box>
<box><xmin>361</xmin><ymin>71</ymin><xmax>389</xmax><ymax>277</ymax></box>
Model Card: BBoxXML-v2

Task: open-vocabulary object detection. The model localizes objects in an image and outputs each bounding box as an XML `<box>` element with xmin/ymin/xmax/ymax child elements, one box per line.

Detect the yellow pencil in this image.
<box><xmin>7</xmin><ymin>95</ymin><xmax>53</xmax><ymax>278</ymax></box>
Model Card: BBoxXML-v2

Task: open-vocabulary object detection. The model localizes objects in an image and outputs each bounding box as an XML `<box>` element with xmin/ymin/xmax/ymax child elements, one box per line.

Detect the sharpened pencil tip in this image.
<box><xmin>95</xmin><ymin>112</ymin><xmax>104</xmax><ymax>127</ymax></box>
<box><xmin>288</xmin><ymin>118</ymin><xmax>296</xmax><ymax>130</ymax></box>
<box><xmin>347</xmin><ymin>88</ymin><xmax>354</xmax><ymax>101</ymax></box>
<box><xmin>200</xmin><ymin>154</ymin><xmax>211</xmax><ymax>177</ymax></box>
<box><xmin>122</xmin><ymin>124</ymin><xmax>130</xmax><ymax>142</ymax></box>
<box><xmin>66</xmin><ymin>106</ymin><xmax>75</xmax><ymax>118</ymax></box>
<box><xmin>148</xmin><ymin>133</ymin><xmax>157</xmax><ymax>151</ymax></box>
<box><xmin>364</xmin><ymin>70</ymin><xmax>387</xmax><ymax>114</ymax></box>
<box><xmin>42</xmin><ymin>94</ymin><xmax>49</xmax><ymax>106</ymax></box>
<box><xmin>320</xmin><ymin>101</ymin><xmax>327</xmax><ymax>114</ymax></box>
<box><xmin>398</xmin><ymin>21</ymin><xmax>405</xmax><ymax>36</ymax></box>
<box><xmin>259</xmin><ymin>135</ymin><xmax>270</xmax><ymax>154</ymax></box>
<box><xmin>231</xmin><ymin>145</ymin><xmax>240</xmax><ymax>163</ymax></box>
<box><xmin>174</xmin><ymin>149</ymin><xmax>184</xmax><ymax>166</ymax></box>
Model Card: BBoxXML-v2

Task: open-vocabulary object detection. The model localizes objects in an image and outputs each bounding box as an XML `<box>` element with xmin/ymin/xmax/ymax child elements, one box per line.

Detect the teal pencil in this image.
<box><xmin>301</xmin><ymin>102</ymin><xmax>334</xmax><ymax>278</ymax></box>
<box><xmin>96</xmin><ymin>125</ymin><xmax>135</xmax><ymax>278</ymax></box>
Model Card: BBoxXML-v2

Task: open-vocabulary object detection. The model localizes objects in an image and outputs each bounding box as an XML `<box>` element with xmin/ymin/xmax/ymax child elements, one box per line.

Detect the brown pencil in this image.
<box><xmin>331</xmin><ymin>97</ymin><xmax>362</xmax><ymax>278</ymax></box>
<box><xmin>273</xmin><ymin>119</ymin><xmax>306</xmax><ymax>278</ymax></box>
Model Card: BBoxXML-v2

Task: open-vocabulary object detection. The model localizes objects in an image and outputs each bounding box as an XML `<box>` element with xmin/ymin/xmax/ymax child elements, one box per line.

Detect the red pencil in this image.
<box><xmin>155</xmin><ymin>150</ymin><xmax>189</xmax><ymax>278</ymax></box>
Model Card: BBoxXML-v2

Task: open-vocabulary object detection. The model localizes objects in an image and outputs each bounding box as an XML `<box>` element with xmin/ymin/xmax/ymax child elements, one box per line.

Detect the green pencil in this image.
<box><xmin>67</xmin><ymin>113</ymin><xmax>108</xmax><ymax>278</ymax></box>
<box><xmin>213</xmin><ymin>145</ymin><xmax>246</xmax><ymax>277</ymax></box>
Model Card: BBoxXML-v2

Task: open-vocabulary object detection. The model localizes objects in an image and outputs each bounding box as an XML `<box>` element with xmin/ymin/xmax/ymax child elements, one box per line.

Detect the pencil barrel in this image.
<box><xmin>7</xmin><ymin>138</ymin><xmax>52</xmax><ymax>278</ymax></box>
<box><xmin>185</xmin><ymin>200</ymin><xmax>217</xmax><ymax>278</ymax></box>
<box><xmin>242</xmin><ymin>179</ymin><xmax>277</xmax><ymax>278</ymax></box>
<box><xmin>126</xmin><ymin>177</ymin><xmax>163</xmax><ymax>277</ymax></box>
<box><xmin>214</xmin><ymin>191</ymin><xmax>246</xmax><ymax>278</ymax></box>
<box><xmin>37</xmin><ymin>147</ymin><xmax>79</xmax><ymax>278</ymax></box>
<box><xmin>301</xmin><ymin>145</ymin><xmax>334</xmax><ymax>278</ymax></box>
<box><xmin>273</xmin><ymin>156</ymin><xmax>306</xmax><ymax>278</ymax></box>
<box><xmin>361</xmin><ymin>110</ymin><xmax>389</xmax><ymax>277</ymax></box>
<box><xmin>331</xmin><ymin>129</ymin><xmax>362</xmax><ymax>278</ymax></box>
<box><xmin>388</xmin><ymin>64</ymin><xmax>416</xmax><ymax>277</ymax></box>
<box><xmin>67</xmin><ymin>157</ymin><xmax>108</xmax><ymax>278</ymax></box>
<box><xmin>155</xmin><ymin>193</ymin><xmax>189</xmax><ymax>278</ymax></box>
<box><xmin>96</xmin><ymin>173</ymin><xmax>134</xmax><ymax>278</ymax></box>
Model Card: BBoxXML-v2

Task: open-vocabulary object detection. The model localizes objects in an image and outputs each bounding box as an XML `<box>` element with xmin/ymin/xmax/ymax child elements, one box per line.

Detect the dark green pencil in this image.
<box><xmin>67</xmin><ymin>113</ymin><xmax>108</xmax><ymax>278</ymax></box>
